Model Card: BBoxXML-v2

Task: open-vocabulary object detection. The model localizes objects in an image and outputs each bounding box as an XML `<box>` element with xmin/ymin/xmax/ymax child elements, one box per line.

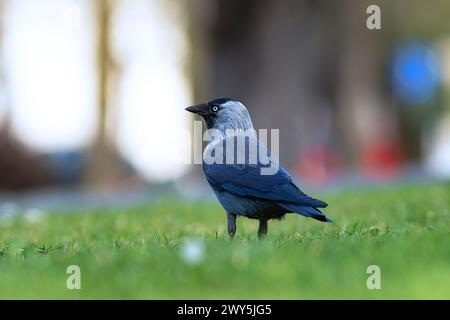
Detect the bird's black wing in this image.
<box><xmin>203</xmin><ymin>138</ymin><xmax>327</xmax><ymax>208</ymax></box>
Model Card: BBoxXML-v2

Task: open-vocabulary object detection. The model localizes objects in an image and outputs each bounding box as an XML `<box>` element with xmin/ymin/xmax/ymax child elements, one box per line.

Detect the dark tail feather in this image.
<box><xmin>303</xmin><ymin>197</ymin><xmax>328</xmax><ymax>208</ymax></box>
<box><xmin>279</xmin><ymin>202</ymin><xmax>333</xmax><ymax>222</ymax></box>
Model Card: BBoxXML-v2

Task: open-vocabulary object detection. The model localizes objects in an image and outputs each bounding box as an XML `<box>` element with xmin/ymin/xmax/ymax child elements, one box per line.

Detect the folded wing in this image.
<box><xmin>203</xmin><ymin>137</ymin><xmax>328</xmax><ymax>210</ymax></box>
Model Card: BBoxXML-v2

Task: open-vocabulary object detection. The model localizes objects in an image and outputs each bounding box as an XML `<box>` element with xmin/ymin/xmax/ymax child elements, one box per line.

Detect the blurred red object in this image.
<box><xmin>359</xmin><ymin>138</ymin><xmax>404</xmax><ymax>181</ymax></box>
<box><xmin>294</xmin><ymin>143</ymin><xmax>341</xmax><ymax>186</ymax></box>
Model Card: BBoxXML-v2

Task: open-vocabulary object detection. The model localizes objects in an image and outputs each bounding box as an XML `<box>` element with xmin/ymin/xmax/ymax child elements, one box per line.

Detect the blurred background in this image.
<box><xmin>0</xmin><ymin>0</ymin><xmax>450</xmax><ymax>210</ymax></box>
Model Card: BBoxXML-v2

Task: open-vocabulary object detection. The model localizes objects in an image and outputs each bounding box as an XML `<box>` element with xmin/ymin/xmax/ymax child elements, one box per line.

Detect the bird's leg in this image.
<box><xmin>227</xmin><ymin>213</ymin><xmax>237</xmax><ymax>238</ymax></box>
<box><xmin>258</xmin><ymin>219</ymin><xmax>268</xmax><ymax>239</ymax></box>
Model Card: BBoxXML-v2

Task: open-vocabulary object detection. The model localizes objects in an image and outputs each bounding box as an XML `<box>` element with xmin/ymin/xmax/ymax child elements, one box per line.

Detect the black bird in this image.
<box><xmin>186</xmin><ymin>98</ymin><xmax>332</xmax><ymax>238</ymax></box>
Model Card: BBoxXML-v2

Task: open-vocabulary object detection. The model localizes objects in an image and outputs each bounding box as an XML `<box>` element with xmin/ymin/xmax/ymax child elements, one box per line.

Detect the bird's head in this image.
<box><xmin>185</xmin><ymin>98</ymin><xmax>254</xmax><ymax>132</ymax></box>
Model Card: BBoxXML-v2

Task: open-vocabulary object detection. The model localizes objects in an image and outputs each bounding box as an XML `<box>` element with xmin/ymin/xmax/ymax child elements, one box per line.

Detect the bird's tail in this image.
<box><xmin>279</xmin><ymin>202</ymin><xmax>333</xmax><ymax>222</ymax></box>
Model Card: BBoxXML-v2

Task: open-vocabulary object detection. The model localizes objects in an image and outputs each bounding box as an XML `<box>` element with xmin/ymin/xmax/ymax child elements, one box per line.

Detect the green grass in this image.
<box><xmin>1</xmin><ymin>183</ymin><xmax>450</xmax><ymax>299</ymax></box>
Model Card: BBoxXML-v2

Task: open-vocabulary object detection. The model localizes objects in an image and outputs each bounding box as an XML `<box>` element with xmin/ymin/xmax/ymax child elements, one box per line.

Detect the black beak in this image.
<box><xmin>185</xmin><ymin>103</ymin><xmax>208</xmax><ymax>116</ymax></box>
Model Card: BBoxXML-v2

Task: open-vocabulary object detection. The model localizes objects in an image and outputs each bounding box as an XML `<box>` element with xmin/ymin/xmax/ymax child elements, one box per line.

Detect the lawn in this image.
<box><xmin>0</xmin><ymin>183</ymin><xmax>449</xmax><ymax>299</ymax></box>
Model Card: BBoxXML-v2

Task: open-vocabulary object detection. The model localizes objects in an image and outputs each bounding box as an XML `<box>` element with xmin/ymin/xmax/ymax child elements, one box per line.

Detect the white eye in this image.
<box><xmin>212</xmin><ymin>106</ymin><xmax>219</xmax><ymax>112</ymax></box>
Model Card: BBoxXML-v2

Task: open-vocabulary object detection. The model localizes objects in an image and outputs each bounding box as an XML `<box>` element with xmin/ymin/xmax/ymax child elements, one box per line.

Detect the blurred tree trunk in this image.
<box><xmin>84</xmin><ymin>0</ymin><xmax>129</xmax><ymax>189</ymax></box>
<box><xmin>207</xmin><ymin>0</ymin><xmax>340</xmax><ymax>169</ymax></box>
<box><xmin>336</xmin><ymin>0</ymin><xmax>397</xmax><ymax>169</ymax></box>
<box><xmin>0</xmin><ymin>1</ymin><xmax>52</xmax><ymax>190</ymax></box>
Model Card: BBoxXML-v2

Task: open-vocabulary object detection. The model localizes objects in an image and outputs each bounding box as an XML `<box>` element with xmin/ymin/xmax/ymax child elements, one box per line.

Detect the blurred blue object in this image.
<box><xmin>43</xmin><ymin>151</ymin><xmax>86</xmax><ymax>185</ymax></box>
<box><xmin>391</xmin><ymin>41</ymin><xmax>441</xmax><ymax>105</ymax></box>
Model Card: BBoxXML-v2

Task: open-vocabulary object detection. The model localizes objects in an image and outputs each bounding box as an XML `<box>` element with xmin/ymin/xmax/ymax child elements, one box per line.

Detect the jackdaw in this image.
<box><xmin>186</xmin><ymin>98</ymin><xmax>332</xmax><ymax>238</ymax></box>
